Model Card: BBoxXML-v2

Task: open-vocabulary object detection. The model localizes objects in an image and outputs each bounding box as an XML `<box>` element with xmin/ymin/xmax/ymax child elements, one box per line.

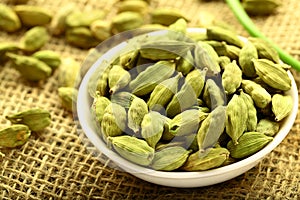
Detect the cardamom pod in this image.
<box><xmin>58</xmin><ymin>87</ymin><xmax>78</xmax><ymax>112</ymax></box>
<box><xmin>107</xmin><ymin>135</ymin><xmax>154</xmax><ymax>166</ymax></box>
<box><xmin>20</xmin><ymin>26</ymin><xmax>49</xmax><ymax>52</ymax></box>
<box><xmin>6</xmin><ymin>108</ymin><xmax>51</xmax><ymax>132</ymax></box>
<box><xmin>14</xmin><ymin>5</ymin><xmax>52</xmax><ymax>26</ymax></box>
<box><xmin>108</xmin><ymin>65</ymin><xmax>131</xmax><ymax>94</ymax></box>
<box><xmin>256</xmin><ymin>118</ymin><xmax>280</xmax><ymax>137</ymax></box>
<box><xmin>206</xmin><ymin>26</ymin><xmax>244</xmax><ymax>48</ymax></box>
<box><xmin>151</xmin><ymin>146</ymin><xmax>191</xmax><ymax>171</ymax></box>
<box><xmin>58</xmin><ymin>57</ymin><xmax>81</xmax><ymax>87</ymax></box>
<box><xmin>241</xmin><ymin>79</ymin><xmax>271</xmax><ymax>108</ymax></box>
<box><xmin>141</xmin><ymin>111</ymin><xmax>167</xmax><ymax>148</ymax></box>
<box><xmin>202</xmin><ymin>78</ymin><xmax>226</xmax><ymax>110</ymax></box>
<box><xmin>242</xmin><ymin>0</ymin><xmax>280</xmax><ymax>16</ymax></box>
<box><xmin>111</xmin><ymin>11</ymin><xmax>144</xmax><ymax>34</ymax></box>
<box><xmin>0</xmin><ymin>125</ymin><xmax>31</xmax><ymax>148</ymax></box>
<box><xmin>248</xmin><ymin>37</ymin><xmax>280</xmax><ymax>63</ymax></box>
<box><xmin>240</xmin><ymin>90</ymin><xmax>257</xmax><ymax>131</ymax></box>
<box><xmin>92</xmin><ymin>95</ymin><xmax>111</xmax><ymax>125</ymax></box>
<box><xmin>150</xmin><ymin>8</ymin><xmax>189</xmax><ymax>26</ymax></box>
<box><xmin>252</xmin><ymin>58</ymin><xmax>291</xmax><ymax>91</ymax></box>
<box><xmin>271</xmin><ymin>94</ymin><xmax>293</xmax><ymax>121</ymax></box>
<box><xmin>66</xmin><ymin>27</ymin><xmax>100</xmax><ymax>49</ymax></box>
<box><xmin>169</xmin><ymin>109</ymin><xmax>205</xmax><ymax>137</ymax></box>
<box><xmin>119</xmin><ymin>50</ymin><xmax>140</xmax><ymax>70</ymax></box>
<box><xmin>0</xmin><ymin>3</ymin><xmax>21</xmax><ymax>32</ymax></box>
<box><xmin>111</xmin><ymin>91</ymin><xmax>136</xmax><ymax>109</ymax></box>
<box><xmin>129</xmin><ymin>60</ymin><xmax>175</xmax><ymax>96</ymax></box>
<box><xmin>91</xmin><ymin>64</ymin><xmax>112</xmax><ymax>97</ymax></box>
<box><xmin>238</xmin><ymin>41</ymin><xmax>258</xmax><ymax>77</ymax></box>
<box><xmin>166</xmin><ymin>79</ymin><xmax>198</xmax><ymax>118</ymax></box>
<box><xmin>65</xmin><ymin>10</ymin><xmax>105</xmax><ymax>28</ymax></box>
<box><xmin>186</xmin><ymin>69</ymin><xmax>206</xmax><ymax>97</ymax></box>
<box><xmin>90</xmin><ymin>20</ymin><xmax>112</xmax><ymax>41</ymax></box>
<box><xmin>139</xmin><ymin>40</ymin><xmax>193</xmax><ymax>60</ymax></box>
<box><xmin>227</xmin><ymin>131</ymin><xmax>273</xmax><ymax>159</ymax></box>
<box><xmin>176</xmin><ymin>50</ymin><xmax>194</xmax><ymax>76</ymax></box>
<box><xmin>147</xmin><ymin>73</ymin><xmax>182</xmax><ymax>111</ymax></box>
<box><xmin>182</xmin><ymin>147</ymin><xmax>229</xmax><ymax>171</ymax></box>
<box><xmin>197</xmin><ymin>41</ymin><xmax>220</xmax><ymax>71</ymax></box>
<box><xmin>226</xmin><ymin>94</ymin><xmax>248</xmax><ymax>145</ymax></box>
<box><xmin>128</xmin><ymin>96</ymin><xmax>148</xmax><ymax>133</ymax></box>
<box><xmin>0</xmin><ymin>42</ymin><xmax>19</xmax><ymax>63</ymax></box>
<box><xmin>117</xmin><ymin>0</ymin><xmax>149</xmax><ymax>14</ymax></box>
<box><xmin>223</xmin><ymin>43</ymin><xmax>241</xmax><ymax>60</ymax></box>
<box><xmin>221</xmin><ymin>60</ymin><xmax>242</xmax><ymax>95</ymax></box>
<box><xmin>218</xmin><ymin>56</ymin><xmax>231</xmax><ymax>70</ymax></box>
<box><xmin>193</xmin><ymin>45</ymin><xmax>220</xmax><ymax>74</ymax></box>
<box><xmin>168</xmin><ymin>18</ymin><xmax>187</xmax><ymax>34</ymax></box>
<box><xmin>32</xmin><ymin>50</ymin><xmax>61</xmax><ymax>69</ymax></box>
<box><xmin>6</xmin><ymin>53</ymin><xmax>52</xmax><ymax>81</ymax></box>
<box><xmin>197</xmin><ymin>105</ymin><xmax>226</xmax><ymax>152</ymax></box>
<box><xmin>101</xmin><ymin>103</ymin><xmax>127</xmax><ymax>138</ymax></box>
<box><xmin>50</xmin><ymin>3</ymin><xmax>75</xmax><ymax>35</ymax></box>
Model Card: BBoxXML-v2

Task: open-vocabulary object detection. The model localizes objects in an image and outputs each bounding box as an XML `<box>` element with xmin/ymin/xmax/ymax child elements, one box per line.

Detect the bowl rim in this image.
<box><xmin>77</xmin><ymin>27</ymin><xmax>299</xmax><ymax>181</ymax></box>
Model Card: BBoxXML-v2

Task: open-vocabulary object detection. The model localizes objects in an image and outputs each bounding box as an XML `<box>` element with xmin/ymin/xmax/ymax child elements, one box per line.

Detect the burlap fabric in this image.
<box><xmin>0</xmin><ymin>0</ymin><xmax>299</xmax><ymax>199</ymax></box>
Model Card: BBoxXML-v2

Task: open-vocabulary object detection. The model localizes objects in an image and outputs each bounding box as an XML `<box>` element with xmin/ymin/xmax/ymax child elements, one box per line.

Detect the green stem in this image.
<box><xmin>225</xmin><ymin>0</ymin><xmax>300</xmax><ymax>71</ymax></box>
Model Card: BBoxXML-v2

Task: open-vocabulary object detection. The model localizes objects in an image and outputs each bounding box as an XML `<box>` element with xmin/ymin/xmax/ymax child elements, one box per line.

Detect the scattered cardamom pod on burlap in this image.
<box><xmin>20</xmin><ymin>26</ymin><xmax>49</xmax><ymax>52</ymax></box>
<box><xmin>6</xmin><ymin>53</ymin><xmax>52</xmax><ymax>81</ymax></box>
<box><xmin>0</xmin><ymin>42</ymin><xmax>19</xmax><ymax>63</ymax></box>
<box><xmin>117</xmin><ymin>0</ymin><xmax>149</xmax><ymax>14</ymax></box>
<box><xmin>242</xmin><ymin>0</ymin><xmax>281</xmax><ymax>16</ymax></box>
<box><xmin>58</xmin><ymin>57</ymin><xmax>81</xmax><ymax>88</ymax></box>
<box><xmin>0</xmin><ymin>124</ymin><xmax>31</xmax><ymax>148</ymax></box>
<box><xmin>90</xmin><ymin>20</ymin><xmax>112</xmax><ymax>41</ymax></box>
<box><xmin>111</xmin><ymin>11</ymin><xmax>144</xmax><ymax>34</ymax></box>
<box><xmin>32</xmin><ymin>50</ymin><xmax>61</xmax><ymax>69</ymax></box>
<box><xmin>66</xmin><ymin>27</ymin><xmax>100</xmax><ymax>49</ymax></box>
<box><xmin>0</xmin><ymin>3</ymin><xmax>21</xmax><ymax>32</ymax></box>
<box><xmin>50</xmin><ymin>3</ymin><xmax>75</xmax><ymax>36</ymax></box>
<box><xmin>14</xmin><ymin>5</ymin><xmax>52</xmax><ymax>26</ymax></box>
<box><xmin>107</xmin><ymin>135</ymin><xmax>154</xmax><ymax>166</ymax></box>
<box><xmin>58</xmin><ymin>87</ymin><xmax>78</xmax><ymax>112</ymax></box>
<box><xmin>6</xmin><ymin>108</ymin><xmax>51</xmax><ymax>132</ymax></box>
<box><xmin>150</xmin><ymin>8</ymin><xmax>189</xmax><ymax>26</ymax></box>
<box><xmin>65</xmin><ymin>10</ymin><xmax>106</xmax><ymax>28</ymax></box>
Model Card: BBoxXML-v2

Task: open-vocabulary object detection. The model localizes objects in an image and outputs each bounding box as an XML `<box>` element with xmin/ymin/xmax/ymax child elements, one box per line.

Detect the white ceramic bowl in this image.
<box><xmin>77</xmin><ymin>28</ymin><xmax>298</xmax><ymax>188</ymax></box>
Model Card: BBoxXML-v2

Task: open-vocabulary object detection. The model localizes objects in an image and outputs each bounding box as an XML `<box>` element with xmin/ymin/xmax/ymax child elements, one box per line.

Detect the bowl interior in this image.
<box><xmin>77</xmin><ymin>28</ymin><xmax>299</xmax><ymax>187</ymax></box>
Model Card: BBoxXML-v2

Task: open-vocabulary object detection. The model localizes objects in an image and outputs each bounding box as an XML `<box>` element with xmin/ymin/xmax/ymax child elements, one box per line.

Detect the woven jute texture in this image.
<box><xmin>0</xmin><ymin>0</ymin><xmax>300</xmax><ymax>199</ymax></box>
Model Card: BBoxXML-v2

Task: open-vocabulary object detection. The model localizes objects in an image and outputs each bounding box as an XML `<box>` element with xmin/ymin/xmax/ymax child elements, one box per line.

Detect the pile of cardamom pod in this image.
<box><xmin>88</xmin><ymin>22</ymin><xmax>293</xmax><ymax>171</ymax></box>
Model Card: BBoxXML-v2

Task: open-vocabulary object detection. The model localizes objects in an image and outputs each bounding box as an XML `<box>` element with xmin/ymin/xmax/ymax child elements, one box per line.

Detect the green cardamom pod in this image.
<box><xmin>197</xmin><ymin>105</ymin><xmax>226</xmax><ymax>152</ymax></box>
<box><xmin>206</xmin><ymin>26</ymin><xmax>244</xmax><ymax>48</ymax></box>
<box><xmin>150</xmin><ymin>8</ymin><xmax>189</xmax><ymax>26</ymax></box>
<box><xmin>32</xmin><ymin>50</ymin><xmax>61</xmax><ymax>69</ymax></box>
<box><xmin>256</xmin><ymin>118</ymin><xmax>280</xmax><ymax>137</ymax></box>
<box><xmin>50</xmin><ymin>3</ymin><xmax>75</xmax><ymax>36</ymax></box>
<box><xmin>240</xmin><ymin>90</ymin><xmax>257</xmax><ymax>132</ymax></box>
<box><xmin>58</xmin><ymin>57</ymin><xmax>81</xmax><ymax>87</ymax></box>
<box><xmin>129</xmin><ymin>60</ymin><xmax>175</xmax><ymax>96</ymax></box>
<box><xmin>221</xmin><ymin>60</ymin><xmax>242</xmax><ymax>95</ymax></box>
<box><xmin>90</xmin><ymin>20</ymin><xmax>112</xmax><ymax>41</ymax></box>
<box><xmin>89</xmin><ymin>64</ymin><xmax>112</xmax><ymax>98</ymax></box>
<box><xmin>182</xmin><ymin>147</ymin><xmax>229</xmax><ymax>171</ymax></box>
<box><xmin>128</xmin><ymin>96</ymin><xmax>148</xmax><ymax>133</ymax></box>
<box><xmin>14</xmin><ymin>5</ymin><xmax>52</xmax><ymax>26</ymax></box>
<box><xmin>185</xmin><ymin>68</ymin><xmax>206</xmax><ymax>97</ymax></box>
<box><xmin>140</xmin><ymin>40</ymin><xmax>193</xmax><ymax>60</ymax></box>
<box><xmin>223</xmin><ymin>43</ymin><xmax>241</xmax><ymax>60</ymax></box>
<box><xmin>91</xmin><ymin>95</ymin><xmax>111</xmax><ymax>125</ymax></box>
<box><xmin>166</xmin><ymin>79</ymin><xmax>198</xmax><ymax>118</ymax></box>
<box><xmin>66</xmin><ymin>27</ymin><xmax>100</xmax><ymax>49</ymax></box>
<box><xmin>141</xmin><ymin>111</ymin><xmax>168</xmax><ymax>148</ymax></box>
<box><xmin>217</xmin><ymin>56</ymin><xmax>231</xmax><ymax>70</ymax></box>
<box><xmin>108</xmin><ymin>65</ymin><xmax>131</xmax><ymax>94</ymax></box>
<box><xmin>252</xmin><ymin>58</ymin><xmax>291</xmax><ymax>91</ymax></box>
<box><xmin>101</xmin><ymin>103</ymin><xmax>127</xmax><ymax>138</ymax></box>
<box><xmin>176</xmin><ymin>50</ymin><xmax>194</xmax><ymax>76</ymax></box>
<box><xmin>151</xmin><ymin>146</ymin><xmax>191</xmax><ymax>171</ymax></box>
<box><xmin>248</xmin><ymin>37</ymin><xmax>280</xmax><ymax>63</ymax></box>
<box><xmin>111</xmin><ymin>91</ymin><xmax>136</xmax><ymax>109</ymax></box>
<box><xmin>202</xmin><ymin>78</ymin><xmax>226</xmax><ymax>110</ymax></box>
<box><xmin>242</xmin><ymin>0</ymin><xmax>280</xmax><ymax>16</ymax></box>
<box><xmin>197</xmin><ymin>41</ymin><xmax>221</xmax><ymax>71</ymax></box>
<box><xmin>241</xmin><ymin>79</ymin><xmax>271</xmax><ymax>108</ymax></box>
<box><xmin>193</xmin><ymin>45</ymin><xmax>220</xmax><ymax>74</ymax></box>
<box><xmin>6</xmin><ymin>108</ymin><xmax>51</xmax><ymax>132</ymax></box>
<box><xmin>0</xmin><ymin>42</ymin><xmax>19</xmax><ymax>63</ymax></box>
<box><xmin>227</xmin><ymin>131</ymin><xmax>273</xmax><ymax>159</ymax></box>
<box><xmin>168</xmin><ymin>18</ymin><xmax>187</xmax><ymax>34</ymax></box>
<box><xmin>147</xmin><ymin>73</ymin><xmax>182</xmax><ymax>111</ymax></box>
<box><xmin>238</xmin><ymin>41</ymin><xmax>258</xmax><ymax>77</ymax></box>
<box><xmin>111</xmin><ymin>11</ymin><xmax>144</xmax><ymax>34</ymax></box>
<box><xmin>119</xmin><ymin>50</ymin><xmax>140</xmax><ymax>70</ymax></box>
<box><xmin>107</xmin><ymin>135</ymin><xmax>154</xmax><ymax>166</ymax></box>
<box><xmin>65</xmin><ymin>10</ymin><xmax>105</xmax><ymax>28</ymax></box>
<box><xmin>6</xmin><ymin>53</ymin><xmax>52</xmax><ymax>81</ymax></box>
<box><xmin>20</xmin><ymin>26</ymin><xmax>49</xmax><ymax>52</ymax></box>
<box><xmin>117</xmin><ymin>0</ymin><xmax>149</xmax><ymax>14</ymax></box>
<box><xmin>58</xmin><ymin>87</ymin><xmax>78</xmax><ymax>112</ymax></box>
<box><xmin>271</xmin><ymin>94</ymin><xmax>293</xmax><ymax>121</ymax></box>
<box><xmin>0</xmin><ymin>3</ymin><xmax>21</xmax><ymax>32</ymax></box>
<box><xmin>0</xmin><ymin>125</ymin><xmax>31</xmax><ymax>148</ymax></box>
<box><xmin>226</xmin><ymin>94</ymin><xmax>248</xmax><ymax>145</ymax></box>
